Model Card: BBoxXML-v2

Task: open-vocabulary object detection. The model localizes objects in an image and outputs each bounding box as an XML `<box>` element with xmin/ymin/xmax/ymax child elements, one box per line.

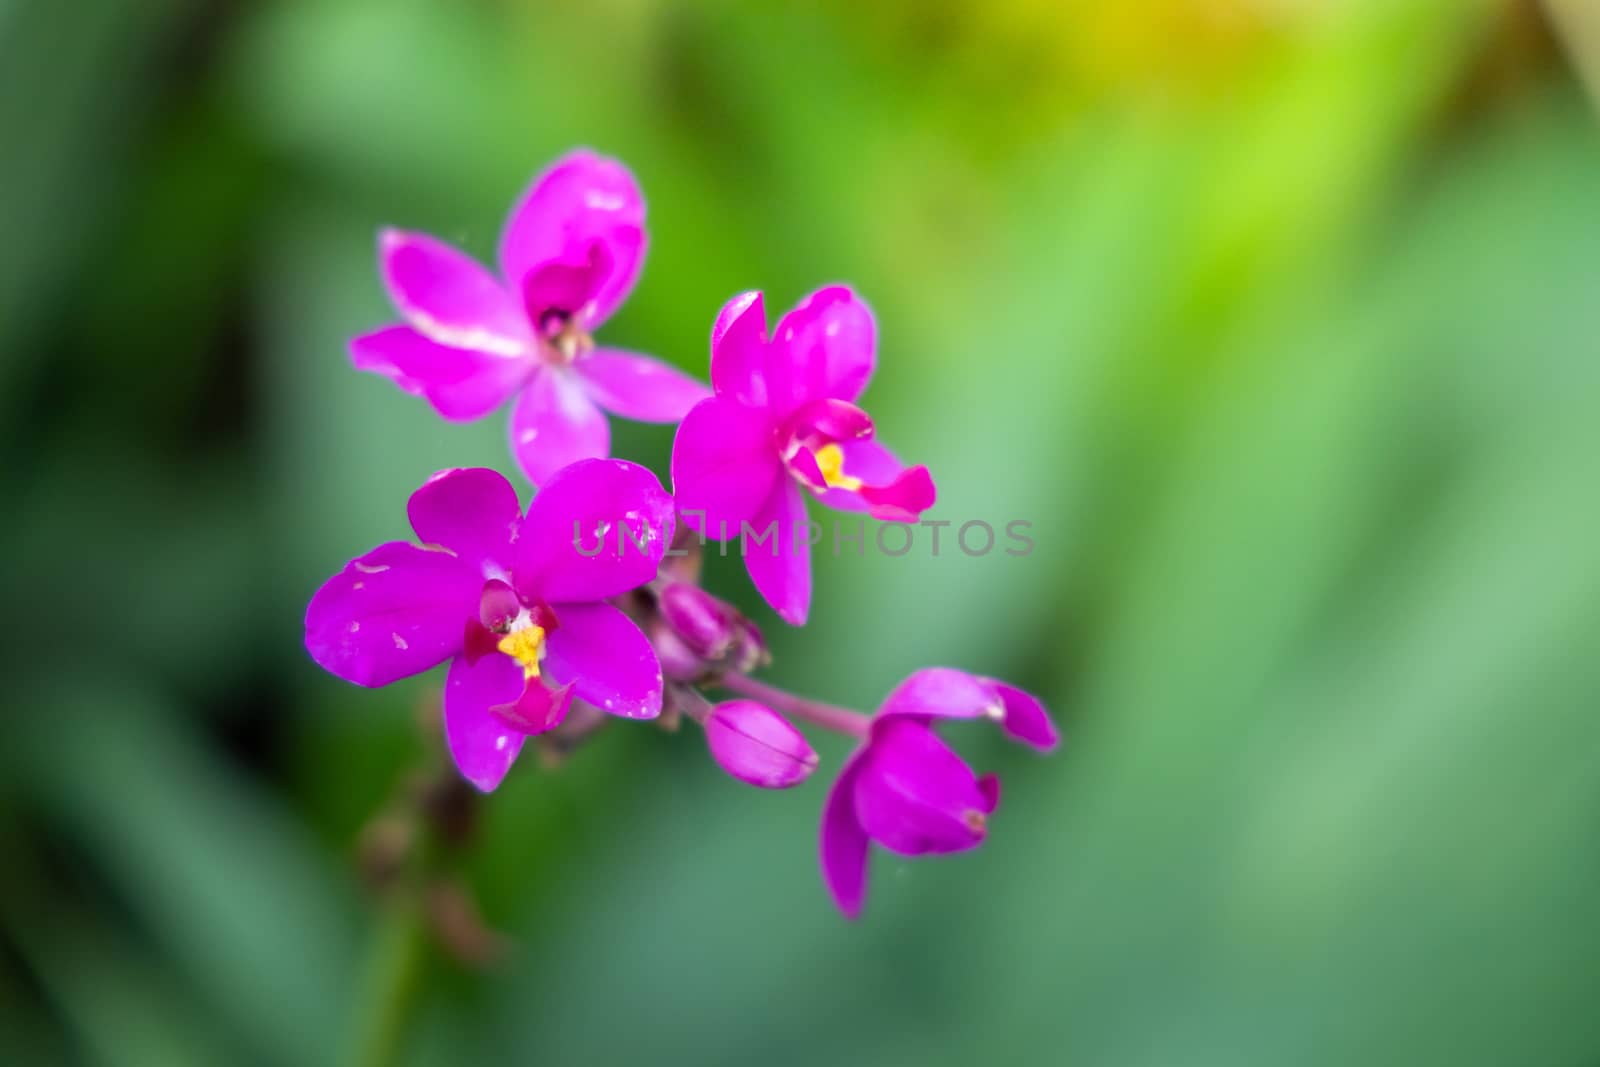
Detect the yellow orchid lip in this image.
<box><xmin>812</xmin><ymin>443</ymin><xmax>863</xmax><ymax>492</ymax></box>
<box><xmin>497</xmin><ymin>625</ymin><xmax>547</xmax><ymax>679</ymax></box>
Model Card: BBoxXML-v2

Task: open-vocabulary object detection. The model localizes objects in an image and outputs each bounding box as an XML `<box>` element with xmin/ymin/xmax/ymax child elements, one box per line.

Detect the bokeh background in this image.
<box><xmin>4</xmin><ymin>0</ymin><xmax>1600</xmax><ymax>1064</ymax></box>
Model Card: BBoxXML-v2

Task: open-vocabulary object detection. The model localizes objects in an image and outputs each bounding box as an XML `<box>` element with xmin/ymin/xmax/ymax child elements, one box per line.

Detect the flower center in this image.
<box><xmin>812</xmin><ymin>443</ymin><xmax>862</xmax><ymax>491</ymax></box>
<box><xmin>497</xmin><ymin>623</ymin><xmax>547</xmax><ymax>679</ymax></box>
<box><xmin>537</xmin><ymin>310</ymin><xmax>594</xmax><ymax>366</ymax></box>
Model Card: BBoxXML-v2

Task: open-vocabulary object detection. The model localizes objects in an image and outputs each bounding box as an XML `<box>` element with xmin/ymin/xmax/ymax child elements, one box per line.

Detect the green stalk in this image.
<box><xmin>349</xmin><ymin>892</ymin><xmax>429</xmax><ymax>1067</ymax></box>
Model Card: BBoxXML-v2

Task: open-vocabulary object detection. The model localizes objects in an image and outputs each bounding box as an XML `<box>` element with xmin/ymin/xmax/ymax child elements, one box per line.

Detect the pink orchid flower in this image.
<box><xmin>351</xmin><ymin>150</ymin><xmax>710</xmax><ymax>485</ymax></box>
<box><xmin>304</xmin><ymin>460</ymin><xmax>674</xmax><ymax>792</ymax></box>
<box><xmin>819</xmin><ymin>668</ymin><xmax>1058</xmax><ymax>918</ymax></box>
<box><xmin>670</xmin><ymin>286</ymin><xmax>937</xmax><ymax>624</ymax></box>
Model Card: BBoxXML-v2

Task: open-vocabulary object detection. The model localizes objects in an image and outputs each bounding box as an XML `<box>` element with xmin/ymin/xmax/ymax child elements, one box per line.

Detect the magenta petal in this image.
<box><xmin>378</xmin><ymin>229</ymin><xmax>529</xmax><ymax>353</ymax></box>
<box><xmin>878</xmin><ymin>668</ymin><xmax>1005</xmax><ymax>723</ymax></box>
<box><xmin>857</xmin><ymin>464</ymin><xmax>936</xmax><ymax>523</ymax></box>
<box><xmin>514</xmin><ymin>458</ymin><xmax>675</xmax><ymax>603</ymax></box>
<box><xmin>820</xmin><ymin>750</ymin><xmax>871</xmax><ymax>919</ymax></box>
<box><xmin>508</xmin><ymin>367</ymin><xmax>611</xmax><ymax>486</ymax></box>
<box><xmin>477</xmin><ymin>579</ymin><xmax>521</xmax><ymax>632</ymax></box>
<box><xmin>407</xmin><ymin>468</ymin><xmax>521</xmax><ymax>572</ymax></box>
<box><xmin>462</xmin><ymin>618</ymin><xmax>502</xmax><ymax>666</ymax></box>
<box><xmin>497</xmin><ymin>150</ymin><xmax>646</xmax><ymax>327</ymax></box>
<box><xmin>704</xmin><ymin>700</ymin><xmax>819</xmax><ymax>789</ymax></box>
<box><xmin>977</xmin><ymin>773</ymin><xmax>1002</xmax><ymax>813</ymax></box>
<box><xmin>710</xmin><ymin>290</ymin><xmax>770</xmax><ymax>407</ymax></box>
<box><xmin>781</xmin><ymin>398</ymin><xmax>875</xmax><ymax>449</ymax></box>
<box><xmin>743</xmin><ymin>478</ymin><xmax>812</xmax><ymax>626</ymax></box>
<box><xmin>443</xmin><ymin>653</ymin><xmax>528</xmax><ymax>792</ymax></box>
<box><xmin>574</xmin><ymin>348</ymin><xmax>711</xmax><ymax>422</ymax></box>
<box><xmin>766</xmin><ymin>285</ymin><xmax>876</xmax><ymax>416</ymax></box>
<box><xmin>852</xmin><ymin>719</ymin><xmax>990</xmax><ymax>857</ymax></box>
<box><xmin>491</xmin><ymin>676</ymin><xmax>575</xmax><ymax>735</ymax></box>
<box><xmin>670</xmin><ymin>397</ymin><xmax>782</xmax><ymax>540</ymax></box>
<box><xmin>986</xmin><ymin>680</ymin><xmax>1060</xmax><ymax>752</ymax></box>
<box><xmin>541</xmin><ymin>601</ymin><xmax>662</xmax><ymax>719</ymax></box>
<box><xmin>785</xmin><ymin>445</ymin><xmax>828</xmax><ymax>492</ymax></box>
<box><xmin>351</xmin><ymin>327</ymin><xmax>529</xmax><ymax>421</ymax></box>
<box><xmin>305</xmin><ymin>542</ymin><xmax>478</xmax><ymax>687</ymax></box>
<box><xmin>521</xmin><ymin>241</ymin><xmax>612</xmax><ymax>326</ymax></box>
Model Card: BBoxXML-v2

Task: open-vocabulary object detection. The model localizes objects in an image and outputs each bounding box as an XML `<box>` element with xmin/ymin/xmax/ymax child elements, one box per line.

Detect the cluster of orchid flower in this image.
<box><xmin>305</xmin><ymin>151</ymin><xmax>1057</xmax><ymax>917</ymax></box>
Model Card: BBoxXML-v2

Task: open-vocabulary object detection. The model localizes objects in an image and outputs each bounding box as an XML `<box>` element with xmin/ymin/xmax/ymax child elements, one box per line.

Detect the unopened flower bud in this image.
<box><xmin>704</xmin><ymin>700</ymin><xmax>818</xmax><ymax>789</ymax></box>
<box><xmin>659</xmin><ymin>582</ymin><xmax>728</xmax><ymax>656</ymax></box>
<box><xmin>653</xmin><ymin>627</ymin><xmax>705</xmax><ymax>684</ymax></box>
<box><xmin>658</xmin><ymin>582</ymin><xmax>768</xmax><ymax>677</ymax></box>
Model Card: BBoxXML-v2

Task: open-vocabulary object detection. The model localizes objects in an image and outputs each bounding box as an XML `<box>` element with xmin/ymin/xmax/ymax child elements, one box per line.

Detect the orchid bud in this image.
<box><xmin>653</xmin><ymin>626</ymin><xmax>705</xmax><ymax>683</ymax></box>
<box><xmin>704</xmin><ymin>700</ymin><xmax>818</xmax><ymax>789</ymax></box>
<box><xmin>658</xmin><ymin>582</ymin><xmax>768</xmax><ymax>677</ymax></box>
<box><xmin>659</xmin><ymin>582</ymin><xmax>728</xmax><ymax>656</ymax></box>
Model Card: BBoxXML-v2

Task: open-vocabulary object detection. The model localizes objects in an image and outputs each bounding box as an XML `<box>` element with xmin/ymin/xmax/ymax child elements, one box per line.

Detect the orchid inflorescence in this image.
<box><xmin>305</xmin><ymin>150</ymin><xmax>1057</xmax><ymax>918</ymax></box>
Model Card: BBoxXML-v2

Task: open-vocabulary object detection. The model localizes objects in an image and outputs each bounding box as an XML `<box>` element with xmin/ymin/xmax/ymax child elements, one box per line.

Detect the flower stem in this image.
<box><xmin>673</xmin><ymin>683</ymin><xmax>715</xmax><ymax>726</ymax></box>
<box><xmin>718</xmin><ymin>673</ymin><xmax>871</xmax><ymax>737</ymax></box>
<box><xmin>350</xmin><ymin>891</ymin><xmax>428</xmax><ymax>1067</ymax></box>
<box><xmin>346</xmin><ymin>745</ymin><xmax>462</xmax><ymax>1067</ymax></box>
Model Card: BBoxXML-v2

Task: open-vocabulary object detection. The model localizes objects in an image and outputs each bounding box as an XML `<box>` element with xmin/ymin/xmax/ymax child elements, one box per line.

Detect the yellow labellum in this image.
<box><xmin>813</xmin><ymin>443</ymin><xmax>863</xmax><ymax>492</ymax></box>
<box><xmin>497</xmin><ymin>626</ymin><xmax>547</xmax><ymax>679</ymax></box>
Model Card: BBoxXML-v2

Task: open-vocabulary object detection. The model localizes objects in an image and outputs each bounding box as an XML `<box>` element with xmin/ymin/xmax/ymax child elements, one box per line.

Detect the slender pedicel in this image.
<box><xmin>718</xmin><ymin>672</ymin><xmax>871</xmax><ymax>738</ymax></box>
<box><xmin>673</xmin><ymin>683</ymin><xmax>715</xmax><ymax>725</ymax></box>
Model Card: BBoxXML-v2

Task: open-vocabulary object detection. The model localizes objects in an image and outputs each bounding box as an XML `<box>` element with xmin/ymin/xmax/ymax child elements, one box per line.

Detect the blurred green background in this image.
<box><xmin>4</xmin><ymin>0</ymin><xmax>1600</xmax><ymax>1064</ymax></box>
